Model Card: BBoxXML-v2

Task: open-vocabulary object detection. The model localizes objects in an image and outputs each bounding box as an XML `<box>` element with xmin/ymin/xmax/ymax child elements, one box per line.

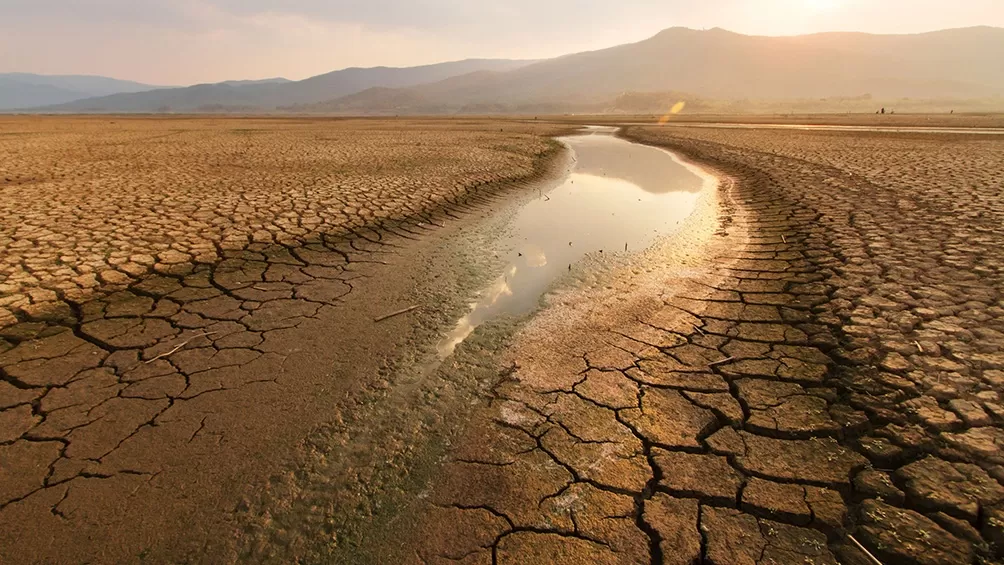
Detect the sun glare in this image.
<box><xmin>804</xmin><ymin>0</ymin><xmax>841</xmax><ymax>12</ymax></box>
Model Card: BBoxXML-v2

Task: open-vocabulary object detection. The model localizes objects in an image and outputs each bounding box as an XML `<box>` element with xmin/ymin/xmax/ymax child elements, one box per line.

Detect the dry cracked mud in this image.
<box><xmin>0</xmin><ymin>116</ymin><xmax>571</xmax><ymax>563</ymax></box>
<box><xmin>378</xmin><ymin>125</ymin><xmax>1004</xmax><ymax>565</ymax></box>
<box><xmin>3</xmin><ymin>117</ymin><xmax>1004</xmax><ymax>565</ymax></box>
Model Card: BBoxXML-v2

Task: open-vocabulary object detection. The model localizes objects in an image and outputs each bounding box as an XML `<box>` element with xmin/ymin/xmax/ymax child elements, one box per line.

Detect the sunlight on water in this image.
<box><xmin>438</xmin><ymin>128</ymin><xmax>704</xmax><ymax>358</ymax></box>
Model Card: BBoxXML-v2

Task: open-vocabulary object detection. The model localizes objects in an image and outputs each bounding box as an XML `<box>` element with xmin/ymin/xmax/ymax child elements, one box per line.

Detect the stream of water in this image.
<box><xmin>438</xmin><ymin>127</ymin><xmax>705</xmax><ymax>357</ymax></box>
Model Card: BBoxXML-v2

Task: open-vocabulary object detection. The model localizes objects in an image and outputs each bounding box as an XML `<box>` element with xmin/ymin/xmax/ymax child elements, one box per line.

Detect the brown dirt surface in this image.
<box><xmin>549</xmin><ymin>113</ymin><xmax>1004</xmax><ymax>128</ymax></box>
<box><xmin>0</xmin><ymin>116</ymin><xmax>572</xmax><ymax>563</ymax></box>
<box><xmin>5</xmin><ymin>115</ymin><xmax>1004</xmax><ymax>564</ymax></box>
<box><xmin>0</xmin><ymin>116</ymin><xmax>564</xmax><ymax>316</ymax></box>
<box><xmin>382</xmin><ymin>123</ymin><xmax>1004</xmax><ymax>564</ymax></box>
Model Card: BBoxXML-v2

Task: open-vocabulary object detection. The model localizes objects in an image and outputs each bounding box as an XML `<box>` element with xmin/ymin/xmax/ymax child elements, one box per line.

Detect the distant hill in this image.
<box><xmin>216</xmin><ymin>78</ymin><xmax>291</xmax><ymax>87</ymax></box>
<box><xmin>0</xmin><ymin>73</ymin><xmax>170</xmax><ymax>110</ymax></box>
<box><xmin>14</xmin><ymin>27</ymin><xmax>1004</xmax><ymax>114</ymax></box>
<box><xmin>32</xmin><ymin>59</ymin><xmax>537</xmax><ymax>113</ymax></box>
<box><xmin>301</xmin><ymin>26</ymin><xmax>1004</xmax><ymax>114</ymax></box>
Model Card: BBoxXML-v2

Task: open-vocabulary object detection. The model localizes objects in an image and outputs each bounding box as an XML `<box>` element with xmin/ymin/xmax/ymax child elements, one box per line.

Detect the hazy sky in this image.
<box><xmin>2</xmin><ymin>0</ymin><xmax>1002</xmax><ymax>85</ymax></box>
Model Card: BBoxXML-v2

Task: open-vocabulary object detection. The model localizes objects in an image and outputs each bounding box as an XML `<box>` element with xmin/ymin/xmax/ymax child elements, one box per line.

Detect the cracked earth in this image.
<box><xmin>3</xmin><ymin>117</ymin><xmax>1003</xmax><ymax>565</ymax></box>
<box><xmin>0</xmin><ymin>116</ymin><xmax>568</xmax><ymax>563</ymax></box>
<box><xmin>389</xmin><ymin>126</ymin><xmax>1004</xmax><ymax>565</ymax></box>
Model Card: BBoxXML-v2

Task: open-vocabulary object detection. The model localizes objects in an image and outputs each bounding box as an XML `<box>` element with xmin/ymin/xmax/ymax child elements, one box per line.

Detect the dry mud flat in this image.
<box><xmin>396</xmin><ymin>126</ymin><xmax>1004</xmax><ymax>564</ymax></box>
<box><xmin>558</xmin><ymin>113</ymin><xmax>1004</xmax><ymax>129</ymax></box>
<box><xmin>0</xmin><ymin>116</ymin><xmax>570</xmax><ymax>563</ymax></box>
<box><xmin>3</xmin><ymin>117</ymin><xmax>1004</xmax><ymax>564</ymax></box>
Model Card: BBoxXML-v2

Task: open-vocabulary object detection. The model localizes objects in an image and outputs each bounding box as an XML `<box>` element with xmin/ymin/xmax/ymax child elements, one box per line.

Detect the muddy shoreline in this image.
<box><xmin>342</xmin><ymin>123</ymin><xmax>1004</xmax><ymax>564</ymax></box>
<box><xmin>361</xmin><ymin>131</ymin><xmax>738</xmax><ymax>564</ymax></box>
<box><xmin>0</xmin><ymin>119</ymin><xmax>575</xmax><ymax>564</ymax></box>
<box><xmin>5</xmin><ymin>118</ymin><xmax>1002</xmax><ymax>564</ymax></box>
<box><xmin>234</xmin><ymin>127</ymin><xmax>723</xmax><ymax>563</ymax></box>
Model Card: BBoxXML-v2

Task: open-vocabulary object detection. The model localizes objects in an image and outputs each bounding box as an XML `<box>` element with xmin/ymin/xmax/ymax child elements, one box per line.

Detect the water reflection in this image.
<box><xmin>438</xmin><ymin>129</ymin><xmax>704</xmax><ymax>358</ymax></box>
<box><xmin>571</xmin><ymin>131</ymin><xmax>704</xmax><ymax>194</ymax></box>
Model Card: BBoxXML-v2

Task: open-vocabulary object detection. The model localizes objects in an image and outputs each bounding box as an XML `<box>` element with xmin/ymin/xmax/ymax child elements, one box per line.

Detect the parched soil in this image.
<box><xmin>392</xmin><ymin>126</ymin><xmax>1004</xmax><ymax>564</ymax></box>
<box><xmin>4</xmin><ymin>116</ymin><xmax>1004</xmax><ymax>564</ymax></box>
<box><xmin>553</xmin><ymin>113</ymin><xmax>1004</xmax><ymax>129</ymax></box>
<box><xmin>0</xmin><ymin>116</ymin><xmax>562</xmax><ymax>319</ymax></box>
<box><xmin>0</xmin><ymin>116</ymin><xmax>570</xmax><ymax>563</ymax></box>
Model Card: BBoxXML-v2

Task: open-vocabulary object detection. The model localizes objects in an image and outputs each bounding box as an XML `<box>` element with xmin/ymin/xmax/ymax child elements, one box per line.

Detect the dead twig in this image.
<box><xmin>781</xmin><ymin>234</ymin><xmax>787</xmax><ymax>244</ymax></box>
<box><xmin>374</xmin><ymin>305</ymin><xmax>420</xmax><ymax>323</ymax></box>
<box><xmin>708</xmin><ymin>356</ymin><xmax>735</xmax><ymax>367</ymax></box>
<box><xmin>914</xmin><ymin>340</ymin><xmax>924</xmax><ymax>353</ymax></box>
<box><xmin>145</xmin><ymin>332</ymin><xmax>218</xmax><ymax>364</ymax></box>
<box><xmin>847</xmin><ymin>534</ymin><xmax>883</xmax><ymax>565</ymax></box>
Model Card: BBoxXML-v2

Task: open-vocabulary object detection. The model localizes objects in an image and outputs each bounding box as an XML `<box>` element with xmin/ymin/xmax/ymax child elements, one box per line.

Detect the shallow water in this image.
<box><xmin>438</xmin><ymin>128</ymin><xmax>704</xmax><ymax>357</ymax></box>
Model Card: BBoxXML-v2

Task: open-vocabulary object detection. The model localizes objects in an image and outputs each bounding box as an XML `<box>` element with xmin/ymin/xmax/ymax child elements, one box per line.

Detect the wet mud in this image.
<box><xmin>440</xmin><ymin>128</ymin><xmax>703</xmax><ymax>358</ymax></box>
<box><xmin>348</xmin><ymin>125</ymin><xmax>1004</xmax><ymax>565</ymax></box>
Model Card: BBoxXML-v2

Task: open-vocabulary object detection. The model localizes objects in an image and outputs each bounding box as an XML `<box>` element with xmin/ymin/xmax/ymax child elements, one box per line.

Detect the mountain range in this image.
<box><xmin>21</xmin><ymin>59</ymin><xmax>534</xmax><ymax>113</ymax></box>
<box><xmin>302</xmin><ymin>26</ymin><xmax>1004</xmax><ymax>114</ymax></box>
<box><xmin>0</xmin><ymin>73</ymin><xmax>172</xmax><ymax>110</ymax></box>
<box><xmin>5</xmin><ymin>26</ymin><xmax>1003</xmax><ymax>114</ymax></box>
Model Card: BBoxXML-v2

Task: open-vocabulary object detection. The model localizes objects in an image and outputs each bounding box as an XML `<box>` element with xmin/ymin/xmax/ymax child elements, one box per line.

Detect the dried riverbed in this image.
<box><xmin>6</xmin><ymin>117</ymin><xmax>1001</xmax><ymax>565</ymax></box>
<box><xmin>235</xmin><ymin>126</ymin><xmax>717</xmax><ymax>563</ymax></box>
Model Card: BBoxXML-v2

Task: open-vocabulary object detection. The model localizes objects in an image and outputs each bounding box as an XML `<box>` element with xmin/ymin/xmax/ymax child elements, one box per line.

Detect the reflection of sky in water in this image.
<box><xmin>438</xmin><ymin>132</ymin><xmax>703</xmax><ymax>358</ymax></box>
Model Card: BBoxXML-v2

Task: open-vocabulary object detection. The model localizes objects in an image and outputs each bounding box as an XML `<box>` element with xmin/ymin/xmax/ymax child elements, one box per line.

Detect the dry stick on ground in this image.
<box><xmin>708</xmin><ymin>356</ymin><xmax>735</xmax><ymax>367</ymax></box>
<box><xmin>848</xmin><ymin>534</ymin><xmax>884</xmax><ymax>565</ymax></box>
<box><xmin>144</xmin><ymin>332</ymin><xmax>218</xmax><ymax>364</ymax></box>
<box><xmin>374</xmin><ymin>305</ymin><xmax>420</xmax><ymax>323</ymax></box>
